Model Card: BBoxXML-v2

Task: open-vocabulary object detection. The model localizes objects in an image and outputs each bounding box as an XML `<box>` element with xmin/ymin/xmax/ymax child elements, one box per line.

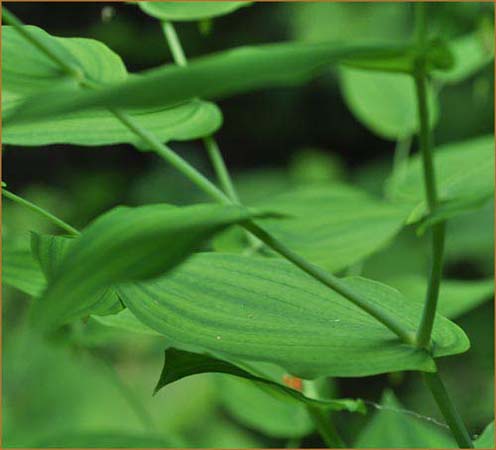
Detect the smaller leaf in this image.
<box><xmin>155</xmin><ymin>348</ymin><xmax>366</xmax><ymax>414</ymax></box>
<box><xmin>137</xmin><ymin>1</ymin><xmax>251</xmax><ymax>21</ymax></box>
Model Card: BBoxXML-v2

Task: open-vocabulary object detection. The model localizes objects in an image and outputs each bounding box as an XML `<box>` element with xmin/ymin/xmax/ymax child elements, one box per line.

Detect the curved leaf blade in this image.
<box><xmin>31</xmin><ymin>204</ymin><xmax>262</xmax><ymax>331</ymax></box>
<box><xmin>118</xmin><ymin>253</ymin><xmax>469</xmax><ymax>378</ymax></box>
<box><xmin>155</xmin><ymin>348</ymin><xmax>365</xmax><ymax>414</ymax></box>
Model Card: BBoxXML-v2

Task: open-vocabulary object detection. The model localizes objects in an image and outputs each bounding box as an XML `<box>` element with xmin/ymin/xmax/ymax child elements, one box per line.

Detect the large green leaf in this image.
<box><xmin>118</xmin><ymin>253</ymin><xmax>469</xmax><ymax>379</ymax></box>
<box><xmin>387</xmin><ymin>275</ymin><xmax>494</xmax><ymax>319</ymax></box>
<box><xmin>7</xmin><ymin>38</ymin><xmax>452</xmax><ymax>125</ymax></box>
<box><xmin>138</xmin><ymin>1</ymin><xmax>250</xmax><ymax>21</ymax></box>
<box><xmin>339</xmin><ymin>68</ymin><xmax>438</xmax><ymax>140</ymax></box>
<box><xmin>154</xmin><ymin>348</ymin><xmax>365</xmax><ymax>413</ymax></box>
<box><xmin>31</xmin><ymin>204</ymin><xmax>262</xmax><ymax>331</ymax></box>
<box><xmin>3</xmin><ymin>25</ymin><xmax>221</xmax><ymax>146</ymax></box>
<box><xmin>251</xmin><ymin>185</ymin><xmax>409</xmax><ymax>272</ymax></box>
<box><xmin>31</xmin><ymin>233</ymin><xmax>122</xmax><ymax>318</ymax></box>
<box><xmin>386</xmin><ymin>135</ymin><xmax>494</xmax><ymax>223</ymax></box>
<box><xmin>475</xmin><ymin>420</ymin><xmax>494</xmax><ymax>449</ymax></box>
<box><xmin>354</xmin><ymin>390</ymin><xmax>455</xmax><ymax>448</ymax></box>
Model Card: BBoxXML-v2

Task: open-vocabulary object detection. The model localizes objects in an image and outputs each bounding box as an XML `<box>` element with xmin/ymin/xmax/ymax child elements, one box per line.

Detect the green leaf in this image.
<box><xmin>31</xmin><ymin>233</ymin><xmax>122</xmax><ymax>318</ymax></box>
<box><xmin>434</xmin><ymin>31</ymin><xmax>494</xmax><ymax>84</ymax></box>
<box><xmin>253</xmin><ymin>185</ymin><xmax>409</xmax><ymax>273</ymax></box>
<box><xmin>7</xmin><ymin>39</ymin><xmax>449</xmax><ymax>125</ymax></box>
<box><xmin>475</xmin><ymin>420</ymin><xmax>494</xmax><ymax>449</ymax></box>
<box><xmin>138</xmin><ymin>1</ymin><xmax>250</xmax><ymax>21</ymax></box>
<box><xmin>355</xmin><ymin>390</ymin><xmax>455</xmax><ymax>448</ymax></box>
<box><xmin>2</xmin><ymin>242</ymin><xmax>46</xmax><ymax>297</ymax></box>
<box><xmin>3</xmin><ymin>25</ymin><xmax>222</xmax><ymax>146</ymax></box>
<box><xmin>90</xmin><ymin>308</ymin><xmax>162</xmax><ymax>337</ymax></box>
<box><xmin>386</xmin><ymin>135</ymin><xmax>494</xmax><ymax>223</ymax></box>
<box><xmin>31</xmin><ymin>204</ymin><xmax>262</xmax><ymax>331</ymax></box>
<box><xmin>4</xmin><ymin>98</ymin><xmax>222</xmax><ymax>148</ymax></box>
<box><xmin>154</xmin><ymin>348</ymin><xmax>365</xmax><ymax>414</ymax></box>
<box><xmin>27</xmin><ymin>431</ymin><xmax>184</xmax><ymax>448</ymax></box>
<box><xmin>118</xmin><ymin>253</ymin><xmax>469</xmax><ymax>378</ymax></box>
<box><xmin>386</xmin><ymin>275</ymin><xmax>494</xmax><ymax>319</ymax></box>
<box><xmin>339</xmin><ymin>68</ymin><xmax>438</xmax><ymax>140</ymax></box>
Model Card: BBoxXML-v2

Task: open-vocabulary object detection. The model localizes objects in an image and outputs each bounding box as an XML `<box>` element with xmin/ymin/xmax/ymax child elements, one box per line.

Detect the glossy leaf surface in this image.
<box><xmin>119</xmin><ymin>253</ymin><xmax>469</xmax><ymax>378</ymax></box>
<box><xmin>138</xmin><ymin>1</ymin><xmax>250</xmax><ymax>21</ymax></box>
<box><xmin>31</xmin><ymin>204</ymin><xmax>260</xmax><ymax>330</ymax></box>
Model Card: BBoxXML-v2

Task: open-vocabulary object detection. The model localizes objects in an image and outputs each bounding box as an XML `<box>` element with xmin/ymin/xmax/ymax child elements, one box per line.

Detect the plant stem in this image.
<box><xmin>306</xmin><ymin>406</ymin><xmax>344</xmax><ymax>448</ymax></box>
<box><xmin>2</xmin><ymin>188</ymin><xmax>80</xmax><ymax>236</ymax></box>
<box><xmin>413</xmin><ymin>6</ymin><xmax>472</xmax><ymax>448</ymax></box>
<box><xmin>109</xmin><ymin>108</ymin><xmax>231</xmax><ymax>205</ymax></box>
<box><xmin>423</xmin><ymin>371</ymin><xmax>473</xmax><ymax>448</ymax></box>
<box><xmin>161</xmin><ymin>21</ymin><xmax>241</xmax><ymax>203</ymax></box>
<box><xmin>412</xmin><ymin>8</ymin><xmax>444</xmax><ymax>350</ymax></box>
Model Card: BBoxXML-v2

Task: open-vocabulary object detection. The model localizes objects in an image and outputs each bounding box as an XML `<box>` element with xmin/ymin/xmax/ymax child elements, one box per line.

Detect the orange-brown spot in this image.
<box><xmin>282</xmin><ymin>375</ymin><xmax>303</xmax><ymax>391</ymax></box>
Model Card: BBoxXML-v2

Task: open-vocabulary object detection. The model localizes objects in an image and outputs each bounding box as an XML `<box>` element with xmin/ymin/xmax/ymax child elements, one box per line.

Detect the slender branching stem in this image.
<box><xmin>423</xmin><ymin>370</ymin><xmax>473</xmax><ymax>448</ymax></box>
<box><xmin>413</xmin><ymin>5</ymin><xmax>472</xmax><ymax>448</ymax></box>
<box><xmin>2</xmin><ymin>188</ymin><xmax>80</xmax><ymax>236</ymax></box>
<box><xmin>161</xmin><ymin>21</ymin><xmax>242</xmax><ymax>204</ymax></box>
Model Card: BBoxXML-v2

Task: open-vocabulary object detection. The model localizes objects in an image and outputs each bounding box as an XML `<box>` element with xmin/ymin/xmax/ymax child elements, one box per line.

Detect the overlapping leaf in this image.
<box><xmin>31</xmin><ymin>233</ymin><xmax>122</xmax><ymax>318</ymax></box>
<box><xmin>339</xmin><ymin>68</ymin><xmax>438</xmax><ymax>140</ymax></box>
<box><xmin>386</xmin><ymin>135</ymin><xmax>494</xmax><ymax>223</ymax></box>
<box><xmin>475</xmin><ymin>421</ymin><xmax>494</xmax><ymax>449</ymax></box>
<box><xmin>137</xmin><ymin>1</ymin><xmax>250</xmax><ymax>21</ymax></box>
<box><xmin>218</xmin><ymin>184</ymin><xmax>409</xmax><ymax>273</ymax></box>
<box><xmin>7</xmin><ymin>37</ymin><xmax>453</xmax><ymax>125</ymax></box>
<box><xmin>31</xmin><ymin>204</ymin><xmax>263</xmax><ymax>330</ymax></box>
<box><xmin>154</xmin><ymin>348</ymin><xmax>365</xmax><ymax>414</ymax></box>
<box><xmin>118</xmin><ymin>253</ymin><xmax>469</xmax><ymax>379</ymax></box>
<box><xmin>3</xmin><ymin>25</ymin><xmax>222</xmax><ymax>146</ymax></box>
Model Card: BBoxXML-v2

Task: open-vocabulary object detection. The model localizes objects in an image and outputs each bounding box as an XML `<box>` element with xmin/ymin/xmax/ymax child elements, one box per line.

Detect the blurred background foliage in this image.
<box><xmin>2</xmin><ymin>2</ymin><xmax>494</xmax><ymax>448</ymax></box>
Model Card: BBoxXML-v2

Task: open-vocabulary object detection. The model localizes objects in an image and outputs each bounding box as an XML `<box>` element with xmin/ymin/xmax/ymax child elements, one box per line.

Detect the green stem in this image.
<box><xmin>413</xmin><ymin>6</ymin><xmax>472</xmax><ymax>448</ymax></box>
<box><xmin>306</xmin><ymin>406</ymin><xmax>344</xmax><ymax>448</ymax></box>
<box><xmin>2</xmin><ymin>9</ymin><xmax>83</xmax><ymax>80</ymax></box>
<box><xmin>203</xmin><ymin>135</ymin><xmax>241</xmax><ymax>203</ymax></box>
<box><xmin>109</xmin><ymin>108</ymin><xmax>231</xmax><ymax>205</ymax></box>
<box><xmin>423</xmin><ymin>371</ymin><xmax>473</xmax><ymax>448</ymax></box>
<box><xmin>161</xmin><ymin>21</ymin><xmax>188</xmax><ymax>68</ymax></box>
<box><xmin>2</xmin><ymin>188</ymin><xmax>80</xmax><ymax>236</ymax></box>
